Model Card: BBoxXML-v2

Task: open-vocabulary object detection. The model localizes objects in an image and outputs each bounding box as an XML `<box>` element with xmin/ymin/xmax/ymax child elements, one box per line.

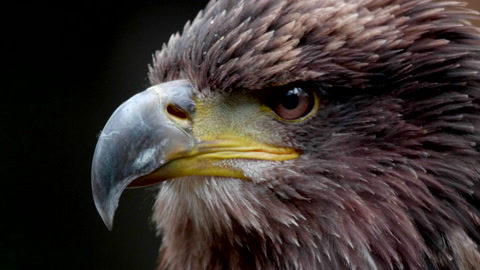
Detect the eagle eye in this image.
<box><xmin>271</xmin><ymin>86</ymin><xmax>315</xmax><ymax>120</ymax></box>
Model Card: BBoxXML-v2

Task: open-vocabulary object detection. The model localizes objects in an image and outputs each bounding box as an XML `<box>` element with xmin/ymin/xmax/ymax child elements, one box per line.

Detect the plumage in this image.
<box><xmin>93</xmin><ymin>0</ymin><xmax>480</xmax><ymax>269</ymax></box>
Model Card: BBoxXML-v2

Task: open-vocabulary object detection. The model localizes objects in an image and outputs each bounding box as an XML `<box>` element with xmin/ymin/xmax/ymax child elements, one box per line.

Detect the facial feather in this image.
<box><xmin>145</xmin><ymin>0</ymin><xmax>480</xmax><ymax>269</ymax></box>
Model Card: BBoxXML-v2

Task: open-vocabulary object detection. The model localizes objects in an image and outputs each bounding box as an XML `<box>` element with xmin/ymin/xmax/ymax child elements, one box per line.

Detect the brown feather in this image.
<box><xmin>148</xmin><ymin>0</ymin><xmax>480</xmax><ymax>269</ymax></box>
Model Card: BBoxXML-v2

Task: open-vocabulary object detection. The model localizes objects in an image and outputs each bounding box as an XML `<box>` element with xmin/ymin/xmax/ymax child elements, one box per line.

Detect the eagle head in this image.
<box><xmin>92</xmin><ymin>0</ymin><xmax>480</xmax><ymax>269</ymax></box>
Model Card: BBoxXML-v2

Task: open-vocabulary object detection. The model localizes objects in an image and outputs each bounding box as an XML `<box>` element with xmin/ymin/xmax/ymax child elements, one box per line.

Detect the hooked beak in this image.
<box><xmin>92</xmin><ymin>80</ymin><xmax>299</xmax><ymax>230</ymax></box>
<box><xmin>91</xmin><ymin>80</ymin><xmax>195</xmax><ymax>230</ymax></box>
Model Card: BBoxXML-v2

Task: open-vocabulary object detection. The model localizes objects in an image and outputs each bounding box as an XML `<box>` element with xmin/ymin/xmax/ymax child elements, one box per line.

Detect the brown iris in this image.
<box><xmin>271</xmin><ymin>86</ymin><xmax>314</xmax><ymax>120</ymax></box>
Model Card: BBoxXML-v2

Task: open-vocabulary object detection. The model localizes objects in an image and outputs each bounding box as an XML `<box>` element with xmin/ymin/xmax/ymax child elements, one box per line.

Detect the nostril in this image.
<box><xmin>167</xmin><ymin>104</ymin><xmax>188</xmax><ymax>120</ymax></box>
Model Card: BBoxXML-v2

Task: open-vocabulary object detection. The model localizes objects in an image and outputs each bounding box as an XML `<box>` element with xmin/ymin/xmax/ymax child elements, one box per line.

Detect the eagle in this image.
<box><xmin>92</xmin><ymin>0</ymin><xmax>480</xmax><ymax>269</ymax></box>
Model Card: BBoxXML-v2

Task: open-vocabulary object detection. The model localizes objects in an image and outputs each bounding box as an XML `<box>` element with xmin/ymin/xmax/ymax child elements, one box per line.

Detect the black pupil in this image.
<box><xmin>281</xmin><ymin>88</ymin><xmax>301</xmax><ymax>110</ymax></box>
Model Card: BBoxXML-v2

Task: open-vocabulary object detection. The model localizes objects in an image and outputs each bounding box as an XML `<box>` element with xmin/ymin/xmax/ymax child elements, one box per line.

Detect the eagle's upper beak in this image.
<box><xmin>91</xmin><ymin>80</ymin><xmax>196</xmax><ymax>230</ymax></box>
<box><xmin>92</xmin><ymin>80</ymin><xmax>299</xmax><ymax>230</ymax></box>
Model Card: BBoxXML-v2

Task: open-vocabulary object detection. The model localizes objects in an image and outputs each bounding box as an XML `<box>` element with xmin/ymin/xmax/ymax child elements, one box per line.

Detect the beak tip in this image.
<box><xmin>94</xmin><ymin>199</ymin><xmax>115</xmax><ymax>231</ymax></box>
<box><xmin>92</xmin><ymin>176</ymin><xmax>118</xmax><ymax>231</ymax></box>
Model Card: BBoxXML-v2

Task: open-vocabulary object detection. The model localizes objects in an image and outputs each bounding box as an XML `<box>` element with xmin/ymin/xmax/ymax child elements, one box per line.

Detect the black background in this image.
<box><xmin>3</xmin><ymin>0</ymin><xmax>208</xmax><ymax>269</ymax></box>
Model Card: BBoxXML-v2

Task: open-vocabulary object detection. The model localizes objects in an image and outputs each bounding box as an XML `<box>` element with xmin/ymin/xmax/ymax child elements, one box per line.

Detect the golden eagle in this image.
<box><xmin>92</xmin><ymin>0</ymin><xmax>480</xmax><ymax>268</ymax></box>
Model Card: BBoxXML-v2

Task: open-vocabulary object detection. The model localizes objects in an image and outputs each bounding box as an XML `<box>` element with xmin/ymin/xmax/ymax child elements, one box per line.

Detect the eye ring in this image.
<box><xmin>268</xmin><ymin>85</ymin><xmax>317</xmax><ymax>121</ymax></box>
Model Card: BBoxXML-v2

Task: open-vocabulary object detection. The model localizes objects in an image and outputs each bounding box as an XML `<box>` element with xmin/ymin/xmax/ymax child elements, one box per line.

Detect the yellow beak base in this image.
<box><xmin>129</xmin><ymin>136</ymin><xmax>299</xmax><ymax>187</ymax></box>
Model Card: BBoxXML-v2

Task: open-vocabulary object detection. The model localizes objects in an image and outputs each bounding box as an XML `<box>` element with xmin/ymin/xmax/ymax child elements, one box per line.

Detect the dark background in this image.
<box><xmin>2</xmin><ymin>0</ymin><xmax>479</xmax><ymax>269</ymax></box>
<box><xmin>3</xmin><ymin>1</ymin><xmax>208</xmax><ymax>269</ymax></box>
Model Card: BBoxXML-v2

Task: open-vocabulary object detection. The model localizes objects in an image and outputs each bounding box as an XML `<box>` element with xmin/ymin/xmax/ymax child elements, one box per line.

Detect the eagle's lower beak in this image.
<box><xmin>92</xmin><ymin>80</ymin><xmax>299</xmax><ymax>230</ymax></box>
